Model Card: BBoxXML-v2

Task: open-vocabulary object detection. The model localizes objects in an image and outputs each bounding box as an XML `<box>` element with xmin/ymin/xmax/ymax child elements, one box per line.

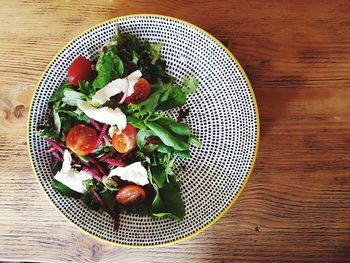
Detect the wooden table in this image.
<box><xmin>1</xmin><ymin>1</ymin><xmax>349</xmax><ymax>262</ymax></box>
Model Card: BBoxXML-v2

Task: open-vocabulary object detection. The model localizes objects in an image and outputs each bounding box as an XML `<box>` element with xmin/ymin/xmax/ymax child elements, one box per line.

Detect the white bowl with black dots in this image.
<box><xmin>28</xmin><ymin>14</ymin><xmax>259</xmax><ymax>247</ymax></box>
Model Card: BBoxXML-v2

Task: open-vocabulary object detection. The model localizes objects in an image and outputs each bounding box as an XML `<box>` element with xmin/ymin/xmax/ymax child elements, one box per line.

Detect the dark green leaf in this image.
<box><xmin>49</xmin><ymin>82</ymin><xmax>74</xmax><ymax>103</ymax></box>
<box><xmin>52</xmin><ymin>180</ymin><xmax>82</xmax><ymax>198</ymax></box>
<box><xmin>136</xmin><ymin>130</ymin><xmax>155</xmax><ymax>149</ymax></box>
<box><xmin>83</xmin><ymin>192</ymin><xmax>100</xmax><ymax>211</ymax></box>
<box><xmin>151</xmin><ymin>184</ymin><xmax>184</xmax><ymax>220</ymax></box>
<box><xmin>145</xmin><ymin>121</ymin><xmax>189</xmax><ymax>151</ymax></box>
<box><xmin>156</xmin><ymin>117</ymin><xmax>191</xmax><ymax>137</ymax></box>
<box><xmin>151</xmin><ymin>165</ymin><xmax>166</xmax><ymax>188</ymax></box>
<box><xmin>93</xmin><ymin>47</ymin><xmax>124</xmax><ymax>89</ymax></box>
<box><xmin>78</xmin><ymin>80</ymin><xmax>96</xmax><ymax>98</ymax></box>
<box><xmin>36</xmin><ymin>127</ymin><xmax>60</xmax><ymax>141</ymax></box>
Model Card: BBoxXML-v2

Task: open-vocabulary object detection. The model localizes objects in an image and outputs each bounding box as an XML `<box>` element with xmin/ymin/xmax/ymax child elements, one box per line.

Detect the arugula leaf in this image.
<box><xmin>128</xmin><ymin>92</ymin><xmax>160</xmax><ymax>118</ymax></box>
<box><xmin>157</xmin><ymin>143</ymin><xmax>190</xmax><ymax>158</ymax></box>
<box><xmin>93</xmin><ymin>46</ymin><xmax>124</xmax><ymax>89</ymax></box>
<box><xmin>52</xmin><ymin>180</ymin><xmax>82</xmax><ymax>198</ymax></box>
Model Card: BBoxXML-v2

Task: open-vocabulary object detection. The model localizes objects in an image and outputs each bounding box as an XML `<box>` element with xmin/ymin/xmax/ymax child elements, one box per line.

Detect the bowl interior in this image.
<box><xmin>28</xmin><ymin>15</ymin><xmax>258</xmax><ymax>246</ymax></box>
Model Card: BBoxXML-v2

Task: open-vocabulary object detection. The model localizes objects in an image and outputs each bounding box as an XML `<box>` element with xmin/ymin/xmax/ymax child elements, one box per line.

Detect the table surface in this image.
<box><xmin>1</xmin><ymin>1</ymin><xmax>350</xmax><ymax>262</ymax></box>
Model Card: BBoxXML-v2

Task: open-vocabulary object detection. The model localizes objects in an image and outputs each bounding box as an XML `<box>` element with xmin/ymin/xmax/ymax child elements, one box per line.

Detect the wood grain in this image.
<box><xmin>1</xmin><ymin>0</ymin><xmax>350</xmax><ymax>262</ymax></box>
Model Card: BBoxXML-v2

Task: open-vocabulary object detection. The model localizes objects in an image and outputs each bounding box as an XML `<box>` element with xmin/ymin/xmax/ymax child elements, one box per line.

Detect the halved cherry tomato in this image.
<box><xmin>124</xmin><ymin>78</ymin><xmax>151</xmax><ymax>104</ymax></box>
<box><xmin>67</xmin><ymin>56</ymin><xmax>94</xmax><ymax>86</ymax></box>
<box><xmin>112</xmin><ymin>123</ymin><xmax>137</xmax><ymax>153</ymax></box>
<box><xmin>66</xmin><ymin>124</ymin><xmax>97</xmax><ymax>156</ymax></box>
<box><xmin>116</xmin><ymin>185</ymin><xmax>146</xmax><ymax>205</ymax></box>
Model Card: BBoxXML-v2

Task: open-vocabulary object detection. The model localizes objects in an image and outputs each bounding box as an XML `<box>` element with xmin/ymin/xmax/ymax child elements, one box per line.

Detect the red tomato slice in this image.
<box><xmin>66</xmin><ymin>124</ymin><xmax>97</xmax><ymax>156</ymax></box>
<box><xmin>116</xmin><ymin>185</ymin><xmax>146</xmax><ymax>205</ymax></box>
<box><xmin>124</xmin><ymin>78</ymin><xmax>151</xmax><ymax>104</ymax></box>
<box><xmin>67</xmin><ymin>56</ymin><xmax>94</xmax><ymax>86</ymax></box>
<box><xmin>112</xmin><ymin>123</ymin><xmax>137</xmax><ymax>153</ymax></box>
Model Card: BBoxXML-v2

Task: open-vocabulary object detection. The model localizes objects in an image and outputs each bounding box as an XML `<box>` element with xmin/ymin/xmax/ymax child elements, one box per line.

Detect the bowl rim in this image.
<box><xmin>27</xmin><ymin>14</ymin><xmax>260</xmax><ymax>248</ymax></box>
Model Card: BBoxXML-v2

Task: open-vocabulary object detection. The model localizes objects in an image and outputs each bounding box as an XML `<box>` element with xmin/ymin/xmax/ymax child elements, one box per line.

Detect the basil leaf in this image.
<box><xmin>136</xmin><ymin>130</ymin><xmax>155</xmax><ymax>149</ymax></box>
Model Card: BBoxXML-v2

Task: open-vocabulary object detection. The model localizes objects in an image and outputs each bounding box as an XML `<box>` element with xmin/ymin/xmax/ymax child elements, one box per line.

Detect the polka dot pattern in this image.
<box><xmin>28</xmin><ymin>15</ymin><xmax>259</xmax><ymax>246</ymax></box>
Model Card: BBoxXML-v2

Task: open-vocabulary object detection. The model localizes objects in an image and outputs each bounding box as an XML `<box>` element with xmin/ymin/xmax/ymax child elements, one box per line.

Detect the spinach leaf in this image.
<box><xmin>151</xmin><ymin>184</ymin><xmax>184</xmax><ymax>220</ymax></box>
<box><xmin>52</xmin><ymin>180</ymin><xmax>82</xmax><ymax>198</ymax></box>
<box><xmin>145</xmin><ymin>121</ymin><xmax>189</xmax><ymax>151</ymax></box>
<box><xmin>156</xmin><ymin>117</ymin><xmax>191</xmax><ymax>137</ymax></box>
<box><xmin>151</xmin><ymin>165</ymin><xmax>166</xmax><ymax>188</ymax></box>
<box><xmin>136</xmin><ymin>130</ymin><xmax>155</xmax><ymax>149</ymax></box>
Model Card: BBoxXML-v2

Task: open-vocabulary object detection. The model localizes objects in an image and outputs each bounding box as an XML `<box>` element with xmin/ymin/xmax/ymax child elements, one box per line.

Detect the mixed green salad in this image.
<box><xmin>37</xmin><ymin>29</ymin><xmax>201</xmax><ymax>230</ymax></box>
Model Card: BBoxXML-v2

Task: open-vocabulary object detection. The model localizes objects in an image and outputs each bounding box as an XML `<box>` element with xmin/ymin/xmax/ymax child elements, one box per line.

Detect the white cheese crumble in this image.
<box><xmin>108</xmin><ymin>162</ymin><xmax>148</xmax><ymax>186</ymax></box>
<box><xmin>91</xmin><ymin>70</ymin><xmax>142</xmax><ymax>105</ymax></box>
<box><xmin>77</xmin><ymin>100</ymin><xmax>126</xmax><ymax>132</ymax></box>
<box><xmin>54</xmin><ymin>150</ymin><xmax>92</xmax><ymax>193</ymax></box>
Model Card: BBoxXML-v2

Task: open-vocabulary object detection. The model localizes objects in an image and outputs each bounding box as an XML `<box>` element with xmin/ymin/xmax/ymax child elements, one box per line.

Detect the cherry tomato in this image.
<box><xmin>124</xmin><ymin>78</ymin><xmax>151</xmax><ymax>104</ymax></box>
<box><xmin>67</xmin><ymin>56</ymin><xmax>94</xmax><ymax>86</ymax></box>
<box><xmin>66</xmin><ymin>124</ymin><xmax>97</xmax><ymax>156</ymax></box>
<box><xmin>112</xmin><ymin>124</ymin><xmax>137</xmax><ymax>153</ymax></box>
<box><xmin>116</xmin><ymin>185</ymin><xmax>146</xmax><ymax>205</ymax></box>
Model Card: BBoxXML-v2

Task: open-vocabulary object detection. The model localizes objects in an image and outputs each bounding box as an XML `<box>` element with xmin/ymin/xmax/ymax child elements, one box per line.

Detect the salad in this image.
<box><xmin>37</xmin><ymin>28</ymin><xmax>201</xmax><ymax>230</ymax></box>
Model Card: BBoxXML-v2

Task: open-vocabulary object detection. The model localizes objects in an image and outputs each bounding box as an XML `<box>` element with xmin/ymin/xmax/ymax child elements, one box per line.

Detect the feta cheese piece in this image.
<box><xmin>91</xmin><ymin>70</ymin><xmax>142</xmax><ymax>105</ymax></box>
<box><xmin>77</xmin><ymin>100</ymin><xmax>126</xmax><ymax>132</ymax></box>
<box><xmin>108</xmin><ymin>162</ymin><xmax>148</xmax><ymax>186</ymax></box>
<box><xmin>54</xmin><ymin>150</ymin><xmax>92</xmax><ymax>193</ymax></box>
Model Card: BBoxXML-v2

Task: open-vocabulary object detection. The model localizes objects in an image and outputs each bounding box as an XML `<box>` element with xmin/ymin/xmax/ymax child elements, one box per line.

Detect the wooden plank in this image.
<box><xmin>1</xmin><ymin>0</ymin><xmax>350</xmax><ymax>262</ymax></box>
